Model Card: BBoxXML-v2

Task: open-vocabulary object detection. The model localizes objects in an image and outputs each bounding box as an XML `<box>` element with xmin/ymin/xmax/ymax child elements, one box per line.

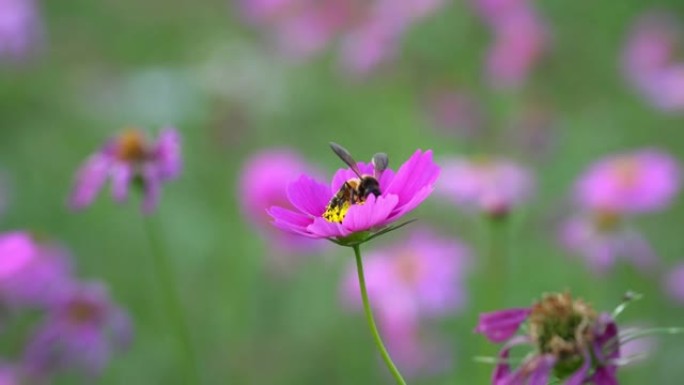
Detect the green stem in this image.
<box><xmin>352</xmin><ymin>245</ymin><xmax>407</xmax><ymax>385</ymax></box>
<box><xmin>144</xmin><ymin>218</ymin><xmax>201</xmax><ymax>385</ymax></box>
<box><xmin>486</xmin><ymin>217</ymin><xmax>507</xmax><ymax>308</ymax></box>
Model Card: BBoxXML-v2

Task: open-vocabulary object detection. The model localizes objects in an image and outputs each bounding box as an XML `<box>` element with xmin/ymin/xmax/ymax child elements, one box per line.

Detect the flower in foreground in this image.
<box><xmin>23</xmin><ymin>281</ymin><xmax>132</xmax><ymax>378</ymax></box>
<box><xmin>70</xmin><ymin>128</ymin><xmax>182</xmax><ymax>214</ymax></box>
<box><xmin>268</xmin><ymin>147</ymin><xmax>439</xmax><ymax>245</ymax></box>
<box><xmin>239</xmin><ymin>149</ymin><xmax>326</xmax><ymax>271</ymax></box>
<box><xmin>436</xmin><ymin>156</ymin><xmax>534</xmax><ymax>218</ymax></box>
<box><xmin>574</xmin><ymin>149</ymin><xmax>680</xmax><ymax>214</ymax></box>
<box><xmin>476</xmin><ymin>292</ymin><xmax>622</xmax><ymax>384</ymax></box>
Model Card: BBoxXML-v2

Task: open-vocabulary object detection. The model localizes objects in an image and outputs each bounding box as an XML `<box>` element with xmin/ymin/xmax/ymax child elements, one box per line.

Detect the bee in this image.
<box><xmin>323</xmin><ymin>142</ymin><xmax>389</xmax><ymax>223</ymax></box>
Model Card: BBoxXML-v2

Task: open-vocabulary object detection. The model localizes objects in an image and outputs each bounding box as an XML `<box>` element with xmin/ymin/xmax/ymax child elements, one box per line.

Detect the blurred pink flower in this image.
<box><xmin>422</xmin><ymin>88</ymin><xmax>485</xmax><ymax>139</ymax></box>
<box><xmin>339</xmin><ymin>16</ymin><xmax>401</xmax><ymax>76</ymax></box>
<box><xmin>485</xmin><ymin>8</ymin><xmax>548</xmax><ymax>89</ymax></box>
<box><xmin>575</xmin><ymin>149</ymin><xmax>680</xmax><ymax>214</ymax></box>
<box><xmin>0</xmin><ymin>232</ymin><xmax>73</xmax><ymax>308</ymax></box>
<box><xmin>341</xmin><ymin>228</ymin><xmax>469</xmax><ymax>376</ymax></box>
<box><xmin>622</xmin><ymin>11</ymin><xmax>684</xmax><ymax>112</ymax></box>
<box><xmin>381</xmin><ymin>318</ymin><xmax>451</xmax><ymax>378</ymax></box>
<box><xmin>239</xmin><ymin>149</ymin><xmax>325</xmax><ymax>256</ymax></box>
<box><xmin>268</xmin><ymin>149</ymin><xmax>439</xmax><ymax>241</ymax></box>
<box><xmin>559</xmin><ymin>213</ymin><xmax>658</xmax><ymax>274</ymax></box>
<box><xmin>23</xmin><ymin>282</ymin><xmax>132</xmax><ymax>378</ymax></box>
<box><xmin>0</xmin><ymin>0</ymin><xmax>43</xmax><ymax>61</ymax></box>
<box><xmin>436</xmin><ymin>156</ymin><xmax>534</xmax><ymax>217</ymax></box>
<box><xmin>70</xmin><ymin>128</ymin><xmax>182</xmax><ymax>214</ymax></box>
<box><xmin>471</xmin><ymin>0</ymin><xmax>528</xmax><ymax>26</ymax></box>
<box><xmin>665</xmin><ymin>263</ymin><xmax>684</xmax><ymax>304</ymax></box>
<box><xmin>341</xmin><ymin>228</ymin><xmax>471</xmax><ymax>321</ymax></box>
<box><xmin>0</xmin><ymin>363</ymin><xmax>21</xmax><ymax>385</ymax></box>
<box><xmin>237</xmin><ymin>0</ymin><xmax>446</xmax><ymax>73</ymax></box>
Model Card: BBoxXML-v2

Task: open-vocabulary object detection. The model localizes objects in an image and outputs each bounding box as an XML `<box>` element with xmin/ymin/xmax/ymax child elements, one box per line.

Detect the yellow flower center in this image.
<box><xmin>116</xmin><ymin>129</ymin><xmax>147</xmax><ymax>162</ymax></box>
<box><xmin>322</xmin><ymin>201</ymin><xmax>351</xmax><ymax>223</ymax></box>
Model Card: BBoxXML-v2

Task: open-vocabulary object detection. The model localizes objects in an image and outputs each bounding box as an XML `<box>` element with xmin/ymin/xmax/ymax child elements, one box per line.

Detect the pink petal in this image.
<box><xmin>385</xmin><ymin>150</ymin><xmax>440</xmax><ymax>206</ymax></box>
<box><xmin>307</xmin><ymin>217</ymin><xmax>351</xmax><ymax>238</ymax></box>
<box><xmin>342</xmin><ymin>194</ymin><xmax>399</xmax><ymax>232</ymax></box>
<box><xmin>69</xmin><ymin>153</ymin><xmax>112</xmax><ymax>210</ymax></box>
<box><xmin>287</xmin><ymin>175</ymin><xmax>331</xmax><ymax>217</ymax></box>
<box><xmin>268</xmin><ymin>206</ymin><xmax>312</xmax><ymax>234</ymax></box>
<box><xmin>110</xmin><ymin>163</ymin><xmax>133</xmax><ymax>202</ymax></box>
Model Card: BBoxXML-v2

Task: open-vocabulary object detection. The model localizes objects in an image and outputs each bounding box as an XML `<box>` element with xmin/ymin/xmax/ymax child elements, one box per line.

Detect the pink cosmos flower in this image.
<box><xmin>0</xmin><ymin>232</ymin><xmax>73</xmax><ymax>308</ymax></box>
<box><xmin>239</xmin><ymin>149</ymin><xmax>325</xmax><ymax>257</ymax></box>
<box><xmin>341</xmin><ymin>228</ymin><xmax>468</xmax><ymax>376</ymax></box>
<box><xmin>0</xmin><ymin>0</ymin><xmax>43</xmax><ymax>61</ymax></box>
<box><xmin>237</xmin><ymin>0</ymin><xmax>446</xmax><ymax>74</ymax></box>
<box><xmin>23</xmin><ymin>281</ymin><xmax>132</xmax><ymax>378</ymax></box>
<box><xmin>341</xmin><ymin>228</ymin><xmax>470</xmax><ymax>321</ymax></box>
<box><xmin>559</xmin><ymin>213</ymin><xmax>658</xmax><ymax>274</ymax></box>
<box><xmin>485</xmin><ymin>8</ymin><xmax>548</xmax><ymax>89</ymax></box>
<box><xmin>0</xmin><ymin>363</ymin><xmax>21</xmax><ymax>385</ymax></box>
<box><xmin>575</xmin><ymin>149</ymin><xmax>680</xmax><ymax>214</ymax></box>
<box><xmin>268</xmin><ymin>147</ymin><xmax>439</xmax><ymax>243</ymax></box>
<box><xmin>422</xmin><ymin>88</ymin><xmax>485</xmax><ymax>139</ymax></box>
<box><xmin>476</xmin><ymin>293</ymin><xmax>623</xmax><ymax>385</ymax></box>
<box><xmin>436</xmin><ymin>156</ymin><xmax>534</xmax><ymax>217</ymax></box>
<box><xmin>70</xmin><ymin>128</ymin><xmax>182</xmax><ymax>214</ymax></box>
<box><xmin>381</xmin><ymin>318</ymin><xmax>451</xmax><ymax>378</ymax></box>
<box><xmin>665</xmin><ymin>263</ymin><xmax>684</xmax><ymax>305</ymax></box>
<box><xmin>622</xmin><ymin>11</ymin><xmax>684</xmax><ymax>112</ymax></box>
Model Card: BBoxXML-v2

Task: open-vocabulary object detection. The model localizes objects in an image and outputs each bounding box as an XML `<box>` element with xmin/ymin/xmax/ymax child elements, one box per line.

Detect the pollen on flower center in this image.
<box><xmin>116</xmin><ymin>129</ymin><xmax>148</xmax><ymax>162</ymax></box>
<box><xmin>322</xmin><ymin>201</ymin><xmax>352</xmax><ymax>223</ymax></box>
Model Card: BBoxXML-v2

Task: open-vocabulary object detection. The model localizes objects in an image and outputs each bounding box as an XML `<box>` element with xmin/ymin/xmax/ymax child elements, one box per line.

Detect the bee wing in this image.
<box><xmin>372</xmin><ymin>152</ymin><xmax>389</xmax><ymax>179</ymax></box>
<box><xmin>330</xmin><ymin>142</ymin><xmax>363</xmax><ymax>178</ymax></box>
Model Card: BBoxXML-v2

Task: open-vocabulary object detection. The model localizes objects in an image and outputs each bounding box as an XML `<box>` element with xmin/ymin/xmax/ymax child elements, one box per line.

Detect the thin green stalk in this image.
<box><xmin>352</xmin><ymin>244</ymin><xmax>407</xmax><ymax>385</ymax></box>
<box><xmin>486</xmin><ymin>217</ymin><xmax>507</xmax><ymax>308</ymax></box>
<box><xmin>144</xmin><ymin>218</ymin><xmax>201</xmax><ymax>385</ymax></box>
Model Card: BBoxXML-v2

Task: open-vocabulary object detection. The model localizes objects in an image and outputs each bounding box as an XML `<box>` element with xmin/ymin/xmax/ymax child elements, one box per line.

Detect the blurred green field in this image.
<box><xmin>2</xmin><ymin>0</ymin><xmax>684</xmax><ymax>384</ymax></box>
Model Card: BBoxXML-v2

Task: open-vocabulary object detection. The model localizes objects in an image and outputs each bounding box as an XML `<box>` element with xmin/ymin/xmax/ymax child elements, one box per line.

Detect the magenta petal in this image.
<box><xmin>155</xmin><ymin>127</ymin><xmax>182</xmax><ymax>180</ymax></box>
<box><xmin>0</xmin><ymin>232</ymin><xmax>35</xmax><ymax>279</ymax></box>
<box><xmin>385</xmin><ymin>150</ymin><xmax>440</xmax><ymax>206</ymax></box>
<box><xmin>110</xmin><ymin>163</ymin><xmax>133</xmax><ymax>202</ymax></box>
<box><xmin>475</xmin><ymin>307</ymin><xmax>531</xmax><ymax>343</ymax></box>
<box><xmin>69</xmin><ymin>153</ymin><xmax>112</xmax><ymax>210</ymax></box>
<box><xmin>287</xmin><ymin>175</ymin><xmax>331</xmax><ymax>217</ymax></box>
<box><xmin>141</xmin><ymin>165</ymin><xmax>161</xmax><ymax>214</ymax></box>
<box><xmin>268</xmin><ymin>206</ymin><xmax>312</xmax><ymax>233</ymax></box>
<box><xmin>387</xmin><ymin>185</ymin><xmax>435</xmax><ymax>222</ymax></box>
<box><xmin>591</xmin><ymin>367</ymin><xmax>619</xmax><ymax>385</ymax></box>
<box><xmin>342</xmin><ymin>194</ymin><xmax>399</xmax><ymax>232</ymax></box>
<box><xmin>492</xmin><ymin>335</ymin><xmax>532</xmax><ymax>384</ymax></box>
<box><xmin>307</xmin><ymin>217</ymin><xmax>351</xmax><ymax>238</ymax></box>
<box><xmin>564</xmin><ymin>349</ymin><xmax>591</xmax><ymax>385</ymax></box>
<box><xmin>528</xmin><ymin>355</ymin><xmax>556</xmax><ymax>385</ymax></box>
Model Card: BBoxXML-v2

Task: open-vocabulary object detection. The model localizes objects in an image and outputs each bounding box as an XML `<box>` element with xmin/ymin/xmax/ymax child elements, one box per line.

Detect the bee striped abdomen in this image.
<box><xmin>323</xmin><ymin>179</ymin><xmax>361</xmax><ymax>223</ymax></box>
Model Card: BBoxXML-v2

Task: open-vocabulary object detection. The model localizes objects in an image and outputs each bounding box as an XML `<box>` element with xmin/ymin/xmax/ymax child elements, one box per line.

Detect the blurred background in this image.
<box><xmin>1</xmin><ymin>0</ymin><xmax>684</xmax><ymax>383</ymax></box>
